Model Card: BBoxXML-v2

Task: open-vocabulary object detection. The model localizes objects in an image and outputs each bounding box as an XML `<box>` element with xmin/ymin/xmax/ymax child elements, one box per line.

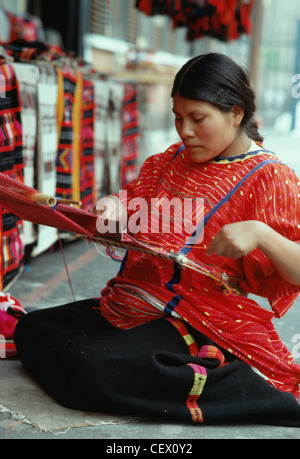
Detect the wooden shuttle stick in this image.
<box><xmin>17</xmin><ymin>190</ymin><xmax>81</xmax><ymax>208</ymax></box>
<box><xmin>57</xmin><ymin>198</ymin><xmax>82</xmax><ymax>206</ymax></box>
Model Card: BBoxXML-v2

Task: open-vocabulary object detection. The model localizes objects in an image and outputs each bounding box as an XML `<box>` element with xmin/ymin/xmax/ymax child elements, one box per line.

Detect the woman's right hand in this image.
<box><xmin>91</xmin><ymin>195</ymin><xmax>128</xmax><ymax>230</ymax></box>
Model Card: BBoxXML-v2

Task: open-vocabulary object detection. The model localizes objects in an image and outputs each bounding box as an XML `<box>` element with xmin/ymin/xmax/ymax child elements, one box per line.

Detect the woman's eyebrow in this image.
<box><xmin>172</xmin><ymin>108</ymin><xmax>206</xmax><ymax>116</ymax></box>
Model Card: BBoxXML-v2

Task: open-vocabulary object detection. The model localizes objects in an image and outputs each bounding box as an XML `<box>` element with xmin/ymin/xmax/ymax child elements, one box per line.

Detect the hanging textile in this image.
<box><xmin>92</xmin><ymin>79</ymin><xmax>126</xmax><ymax>197</ymax></box>
<box><xmin>1</xmin><ymin>45</ymin><xmax>60</xmax><ymax>256</ymax></box>
<box><xmin>32</xmin><ymin>64</ymin><xmax>59</xmax><ymax>256</ymax></box>
<box><xmin>12</xmin><ymin>62</ymin><xmax>38</xmax><ymax>246</ymax></box>
<box><xmin>56</xmin><ymin>70</ymin><xmax>82</xmax><ymax>204</ymax></box>
<box><xmin>135</xmin><ymin>0</ymin><xmax>255</xmax><ymax>42</ymax></box>
<box><xmin>121</xmin><ymin>82</ymin><xmax>140</xmax><ymax>188</ymax></box>
<box><xmin>106</xmin><ymin>81</ymin><xmax>124</xmax><ymax>194</ymax></box>
<box><xmin>0</xmin><ymin>60</ymin><xmax>24</xmax><ymax>289</ymax></box>
<box><xmin>93</xmin><ymin>80</ymin><xmax>110</xmax><ymax>199</ymax></box>
<box><xmin>0</xmin><ymin>37</ymin><xmax>141</xmax><ymax>287</ymax></box>
<box><xmin>7</xmin><ymin>11</ymin><xmax>45</xmax><ymax>43</ymax></box>
<box><xmin>0</xmin><ymin>7</ymin><xmax>10</xmax><ymax>43</ymax></box>
<box><xmin>3</xmin><ymin>39</ymin><xmax>49</xmax><ymax>62</ymax></box>
<box><xmin>80</xmin><ymin>78</ymin><xmax>96</xmax><ymax>211</ymax></box>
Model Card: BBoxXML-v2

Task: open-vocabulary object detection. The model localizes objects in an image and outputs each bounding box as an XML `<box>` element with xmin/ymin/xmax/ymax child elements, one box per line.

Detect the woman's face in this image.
<box><xmin>172</xmin><ymin>94</ymin><xmax>246</xmax><ymax>163</ymax></box>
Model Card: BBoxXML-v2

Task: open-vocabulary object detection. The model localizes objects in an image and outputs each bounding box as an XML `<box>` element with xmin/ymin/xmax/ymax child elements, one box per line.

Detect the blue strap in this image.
<box><xmin>165</xmin><ymin>157</ymin><xmax>283</xmax><ymax>307</ymax></box>
<box><xmin>171</xmin><ymin>143</ymin><xmax>185</xmax><ymax>162</ymax></box>
<box><xmin>164</xmin><ymin>294</ymin><xmax>182</xmax><ymax>316</ymax></box>
<box><xmin>180</xmin><ymin>159</ymin><xmax>283</xmax><ymax>256</ymax></box>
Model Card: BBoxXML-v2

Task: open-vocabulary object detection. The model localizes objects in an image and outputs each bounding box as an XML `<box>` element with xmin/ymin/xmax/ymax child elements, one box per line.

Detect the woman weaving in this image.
<box><xmin>15</xmin><ymin>53</ymin><xmax>300</xmax><ymax>425</ymax></box>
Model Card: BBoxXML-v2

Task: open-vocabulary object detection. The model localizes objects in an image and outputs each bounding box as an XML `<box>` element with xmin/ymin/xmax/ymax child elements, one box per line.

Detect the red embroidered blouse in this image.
<box><xmin>98</xmin><ymin>142</ymin><xmax>300</xmax><ymax>399</ymax></box>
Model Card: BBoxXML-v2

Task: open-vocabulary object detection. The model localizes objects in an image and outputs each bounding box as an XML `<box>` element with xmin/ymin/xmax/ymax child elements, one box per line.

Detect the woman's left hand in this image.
<box><xmin>208</xmin><ymin>220</ymin><xmax>300</xmax><ymax>286</ymax></box>
<box><xmin>207</xmin><ymin>221</ymin><xmax>266</xmax><ymax>259</ymax></box>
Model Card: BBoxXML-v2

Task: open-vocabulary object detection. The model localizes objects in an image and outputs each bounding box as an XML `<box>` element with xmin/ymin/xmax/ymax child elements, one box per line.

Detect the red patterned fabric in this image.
<box><xmin>8</xmin><ymin>13</ymin><xmax>39</xmax><ymax>43</ymax></box>
<box><xmin>0</xmin><ymin>62</ymin><xmax>23</xmax><ymax>174</ymax></box>
<box><xmin>99</xmin><ymin>142</ymin><xmax>300</xmax><ymax>399</ymax></box>
<box><xmin>121</xmin><ymin>83</ymin><xmax>140</xmax><ymax>188</ymax></box>
<box><xmin>2</xmin><ymin>41</ymin><xmax>66</xmax><ymax>62</ymax></box>
<box><xmin>80</xmin><ymin>79</ymin><xmax>96</xmax><ymax>210</ymax></box>
<box><xmin>0</xmin><ymin>61</ymin><xmax>24</xmax><ymax>288</ymax></box>
<box><xmin>56</xmin><ymin>71</ymin><xmax>80</xmax><ymax>202</ymax></box>
<box><xmin>0</xmin><ymin>173</ymin><xmax>100</xmax><ymax>238</ymax></box>
<box><xmin>135</xmin><ymin>0</ymin><xmax>255</xmax><ymax>42</ymax></box>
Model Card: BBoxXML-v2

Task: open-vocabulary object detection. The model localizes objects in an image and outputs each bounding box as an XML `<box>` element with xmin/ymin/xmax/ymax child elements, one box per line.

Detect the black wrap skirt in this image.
<box><xmin>14</xmin><ymin>298</ymin><xmax>300</xmax><ymax>426</ymax></box>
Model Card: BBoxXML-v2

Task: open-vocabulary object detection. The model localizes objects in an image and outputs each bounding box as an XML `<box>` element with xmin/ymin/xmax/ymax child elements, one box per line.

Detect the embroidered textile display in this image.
<box><xmin>105</xmin><ymin>82</ymin><xmax>125</xmax><ymax>194</ymax></box>
<box><xmin>33</xmin><ymin>64</ymin><xmax>59</xmax><ymax>256</ymax></box>
<box><xmin>121</xmin><ymin>82</ymin><xmax>140</xmax><ymax>188</ymax></box>
<box><xmin>56</xmin><ymin>71</ymin><xmax>81</xmax><ymax>204</ymax></box>
<box><xmin>12</xmin><ymin>63</ymin><xmax>38</xmax><ymax>246</ymax></box>
<box><xmin>0</xmin><ymin>41</ymin><xmax>140</xmax><ymax>288</ymax></box>
<box><xmin>80</xmin><ymin>79</ymin><xmax>96</xmax><ymax>210</ymax></box>
<box><xmin>0</xmin><ymin>7</ymin><xmax>45</xmax><ymax>44</ymax></box>
<box><xmin>99</xmin><ymin>142</ymin><xmax>300</xmax><ymax>400</ymax></box>
<box><xmin>7</xmin><ymin>11</ymin><xmax>45</xmax><ymax>43</ymax></box>
<box><xmin>93</xmin><ymin>80</ymin><xmax>109</xmax><ymax>198</ymax></box>
<box><xmin>0</xmin><ymin>60</ymin><xmax>24</xmax><ymax>290</ymax></box>
<box><xmin>135</xmin><ymin>0</ymin><xmax>255</xmax><ymax>42</ymax></box>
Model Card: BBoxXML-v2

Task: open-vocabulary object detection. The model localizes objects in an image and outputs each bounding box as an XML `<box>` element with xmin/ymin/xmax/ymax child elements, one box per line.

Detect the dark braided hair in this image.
<box><xmin>171</xmin><ymin>53</ymin><xmax>263</xmax><ymax>143</ymax></box>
